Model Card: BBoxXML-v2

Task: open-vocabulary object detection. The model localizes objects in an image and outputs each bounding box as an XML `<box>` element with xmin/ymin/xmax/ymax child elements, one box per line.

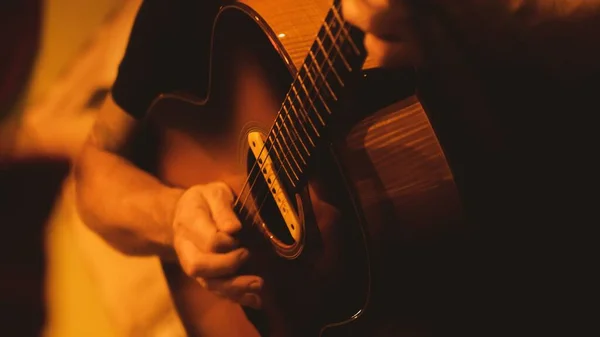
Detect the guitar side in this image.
<box><xmin>143</xmin><ymin>1</ymin><xmax>463</xmax><ymax>336</ymax></box>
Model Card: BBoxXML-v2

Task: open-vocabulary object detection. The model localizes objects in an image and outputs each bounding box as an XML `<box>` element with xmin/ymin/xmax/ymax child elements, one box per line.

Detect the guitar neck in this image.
<box><xmin>266</xmin><ymin>0</ymin><xmax>366</xmax><ymax>185</ymax></box>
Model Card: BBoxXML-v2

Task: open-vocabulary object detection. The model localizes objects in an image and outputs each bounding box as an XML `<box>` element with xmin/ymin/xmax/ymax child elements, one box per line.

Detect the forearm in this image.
<box><xmin>75</xmin><ymin>145</ymin><xmax>183</xmax><ymax>258</ymax></box>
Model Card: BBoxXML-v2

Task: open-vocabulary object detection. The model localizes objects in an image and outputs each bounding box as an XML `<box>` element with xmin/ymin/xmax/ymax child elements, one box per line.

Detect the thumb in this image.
<box><xmin>364</xmin><ymin>33</ymin><xmax>421</xmax><ymax>68</ymax></box>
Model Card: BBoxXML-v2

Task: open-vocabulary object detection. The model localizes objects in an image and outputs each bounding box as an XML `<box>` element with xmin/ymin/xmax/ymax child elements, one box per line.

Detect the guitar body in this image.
<box><xmin>145</xmin><ymin>1</ymin><xmax>463</xmax><ymax>336</ymax></box>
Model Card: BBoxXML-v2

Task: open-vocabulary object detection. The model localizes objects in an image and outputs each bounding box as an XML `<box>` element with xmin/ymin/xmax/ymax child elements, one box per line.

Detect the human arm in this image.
<box><xmin>72</xmin><ymin>0</ymin><xmax>263</xmax><ymax>307</ymax></box>
<box><xmin>74</xmin><ymin>95</ymin><xmax>182</xmax><ymax>258</ymax></box>
<box><xmin>74</xmin><ymin>96</ymin><xmax>262</xmax><ymax>307</ymax></box>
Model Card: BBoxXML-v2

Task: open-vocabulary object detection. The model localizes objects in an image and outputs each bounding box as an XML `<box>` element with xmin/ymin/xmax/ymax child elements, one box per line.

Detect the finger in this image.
<box><xmin>204</xmin><ymin>182</ymin><xmax>242</xmax><ymax>234</ymax></box>
<box><xmin>342</xmin><ymin>0</ymin><xmax>408</xmax><ymax>42</ymax></box>
<box><xmin>363</xmin><ymin>33</ymin><xmax>419</xmax><ymax>67</ymax></box>
<box><xmin>187</xmin><ymin>218</ymin><xmax>239</xmax><ymax>253</ymax></box>
<box><xmin>202</xmin><ymin>275</ymin><xmax>264</xmax><ymax>300</ymax></box>
<box><xmin>177</xmin><ymin>209</ymin><xmax>216</xmax><ymax>246</ymax></box>
<box><xmin>200</xmin><ymin>278</ymin><xmax>261</xmax><ymax>309</ymax></box>
<box><xmin>177</xmin><ymin>199</ymin><xmax>238</xmax><ymax>252</ymax></box>
<box><xmin>200</xmin><ymin>276</ymin><xmax>263</xmax><ymax>309</ymax></box>
<box><xmin>341</xmin><ymin>0</ymin><xmax>373</xmax><ymax>32</ymax></box>
<box><xmin>212</xmin><ymin>231</ymin><xmax>239</xmax><ymax>253</ymax></box>
<box><xmin>178</xmin><ymin>238</ymin><xmax>249</xmax><ymax>278</ymax></box>
<box><xmin>239</xmin><ymin>293</ymin><xmax>262</xmax><ymax>309</ymax></box>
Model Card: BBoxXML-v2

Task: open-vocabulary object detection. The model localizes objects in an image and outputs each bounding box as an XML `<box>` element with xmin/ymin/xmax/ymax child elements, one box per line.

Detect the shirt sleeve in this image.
<box><xmin>111</xmin><ymin>0</ymin><xmax>220</xmax><ymax>119</ymax></box>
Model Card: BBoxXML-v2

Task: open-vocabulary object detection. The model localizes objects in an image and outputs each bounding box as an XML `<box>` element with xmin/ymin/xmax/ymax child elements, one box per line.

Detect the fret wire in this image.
<box><xmin>273</xmin><ymin>137</ymin><xmax>297</xmax><ymax>179</ymax></box>
<box><xmin>283</xmin><ymin>138</ymin><xmax>304</xmax><ymax>174</ymax></box>
<box><xmin>309</xmin><ymin>49</ymin><xmax>342</xmax><ymax>90</ymax></box>
<box><xmin>331</xmin><ymin>4</ymin><xmax>361</xmax><ymax>54</ymax></box>
<box><xmin>305</xmin><ymin>55</ymin><xmax>337</xmax><ymax>101</ymax></box>
<box><xmin>235</xmin><ymin>3</ymin><xmax>369</xmax><ymax>221</ymax></box>
<box><xmin>295</xmin><ymin>76</ymin><xmax>329</xmax><ymax>121</ymax></box>
<box><xmin>281</xmin><ymin>95</ymin><xmax>316</xmax><ymax>145</ymax></box>
<box><xmin>283</xmin><ymin>103</ymin><xmax>316</xmax><ymax>147</ymax></box>
<box><xmin>286</xmin><ymin>94</ymin><xmax>320</xmax><ymax>141</ymax></box>
<box><xmin>265</xmin><ymin>5</ymin><xmax>361</xmax><ymax>188</ymax></box>
<box><xmin>274</xmin><ymin>134</ymin><xmax>301</xmax><ymax>180</ymax></box>
<box><xmin>290</xmin><ymin>85</ymin><xmax>324</xmax><ymax>129</ymax></box>
<box><xmin>315</xmin><ymin>37</ymin><xmax>344</xmax><ymax>87</ymax></box>
<box><xmin>269</xmin><ymin>10</ymin><xmax>350</xmax><ymax>160</ymax></box>
<box><xmin>267</xmin><ymin>110</ymin><xmax>312</xmax><ymax>186</ymax></box>
<box><xmin>302</xmin><ymin>63</ymin><xmax>334</xmax><ymax>113</ymax></box>
<box><xmin>269</xmin><ymin>138</ymin><xmax>298</xmax><ymax>184</ymax></box>
<box><xmin>281</xmin><ymin>116</ymin><xmax>310</xmax><ymax>165</ymax></box>
<box><xmin>270</xmin><ymin>8</ymin><xmax>356</xmax><ymax>163</ymax></box>
<box><xmin>278</xmin><ymin>114</ymin><xmax>310</xmax><ymax>162</ymax></box>
<box><xmin>273</xmin><ymin>123</ymin><xmax>303</xmax><ymax>172</ymax></box>
<box><xmin>322</xmin><ymin>21</ymin><xmax>351</xmax><ymax>71</ymax></box>
<box><xmin>275</xmin><ymin>119</ymin><xmax>306</xmax><ymax>167</ymax></box>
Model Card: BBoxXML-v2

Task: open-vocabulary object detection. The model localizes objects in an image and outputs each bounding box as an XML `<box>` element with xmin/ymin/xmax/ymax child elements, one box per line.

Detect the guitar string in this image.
<box><xmin>244</xmin><ymin>8</ymin><xmax>360</xmax><ymax>232</ymax></box>
<box><xmin>231</xmin><ymin>17</ymin><xmax>344</xmax><ymax>215</ymax></box>
<box><xmin>235</xmin><ymin>2</ymin><xmax>362</xmax><ymax>229</ymax></box>
<box><xmin>236</xmin><ymin>2</ymin><xmax>356</xmax><ymax>225</ymax></box>
<box><xmin>233</xmin><ymin>2</ymin><xmax>348</xmax><ymax>218</ymax></box>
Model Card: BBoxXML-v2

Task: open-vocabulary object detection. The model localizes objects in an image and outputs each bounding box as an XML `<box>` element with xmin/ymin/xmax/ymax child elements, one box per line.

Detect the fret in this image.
<box><xmin>292</xmin><ymin>80</ymin><xmax>326</xmax><ymax>125</ymax></box>
<box><xmin>287</xmin><ymin>93</ymin><xmax>320</xmax><ymax>138</ymax></box>
<box><xmin>283</xmin><ymin>104</ymin><xmax>316</xmax><ymax>148</ymax></box>
<box><xmin>321</xmin><ymin>21</ymin><xmax>351</xmax><ymax>72</ymax></box>
<box><xmin>315</xmin><ymin>37</ymin><xmax>346</xmax><ymax>87</ymax></box>
<box><xmin>309</xmin><ymin>49</ymin><xmax>342</xmax><ymax>87</ymax></box>
<box><xmin>282</xmin><ymin>99</ymin><xmax>314</xmax><ymax>142</ymax></box>
<box><xmin>285</xmin><ymin>93</ymin><xmax>319</xmax><ymax>141</ymax></box>
<box><xmin>331</xmin><ymin>3</ymin><xmax>360</xmax><ymax>54</ymax></box>
<box><xmin>278</xmin><ymin>113</ymin><xmax>310</xmax><ymax>159</ymax></box>
<box><xmin>277</xmin><ymin>117</ymin><xmax>307</xmax><ymax>166</ymax></box>
<box><xmin>324</xmin><ymin>8</ymin><xmax>342</xmax><ymax>37</ymax></box>
<box><xmin>301</xmin><ymin>63</ymin><xmax>334</xmax><ymax>114</ymax></box>
<box><xmin>269</xmin><ymin>137</ymin><xmax>298</xmax><ymax>183</ymax></box>
<box><xmin>282</xmin><ymin>114</ymin><xmax>310</xmax><ymax>161</ymax></box>
<box><xmin>315</xmin><ymin>37</ymin><xmax>348</xmax><ymax>87</ymax></box>
<box><xmin>264</xmin><ymin>3</ymin><xmax>368</xmax><ymax>189</ymax></box>
<box><xmin>281</xmin><ymin>136</ymin><xmax>304</xmax><ymax>175</ymax></box>
<box><xmin>295</xmin><ymin>74</ymin><xmax>331</xmax><ymax>118</ymax></box>
<box><xmin>305</xmin><ymin>56</ymin><xmax>337</xmax><ymax>101</ymax></box>
<box><xmin>280</xmin><ymin>140</ymin><xmax>300</xmax><ymax>183</ymax></box>
<box><xmin>273</xmin><ymin>121</ymin><xmax>303</xmax><ymax>173</ymax></box>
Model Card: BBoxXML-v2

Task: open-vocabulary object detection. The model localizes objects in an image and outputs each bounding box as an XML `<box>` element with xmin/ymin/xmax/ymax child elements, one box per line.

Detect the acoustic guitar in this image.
<box><xmin>144</xmin><ymin>0</ymin><xmax>464</xmax><ymax>335</ymax></box>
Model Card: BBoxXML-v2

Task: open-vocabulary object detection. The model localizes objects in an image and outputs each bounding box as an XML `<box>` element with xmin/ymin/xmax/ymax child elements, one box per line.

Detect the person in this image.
<box><xmin>75</xmin><ymin>1</ymin><xmax>262</xmax><ymax>335</ymax></box>
<box><xmin>75</xmin><ymin>0</ymin><xmax>598</xmax><ymax>336</ymax></box>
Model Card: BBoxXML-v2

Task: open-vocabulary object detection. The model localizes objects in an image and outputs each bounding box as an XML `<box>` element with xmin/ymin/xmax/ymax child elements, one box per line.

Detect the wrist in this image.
<box><xmin>158</xmin><ymin>186</ymin><xmax>185</xmax><ymax>260</ymax></box>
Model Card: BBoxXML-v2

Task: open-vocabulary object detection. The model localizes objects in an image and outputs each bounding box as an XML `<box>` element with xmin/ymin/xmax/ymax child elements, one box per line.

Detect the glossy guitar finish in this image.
<box><xmin>144</xmin><ymin>0</ymin><xmax>463</xmax><ymax>336</ymax></box>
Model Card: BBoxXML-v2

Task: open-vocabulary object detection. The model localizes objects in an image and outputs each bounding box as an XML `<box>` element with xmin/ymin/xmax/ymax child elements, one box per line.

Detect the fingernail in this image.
<box><xmin>249</xmin><ymin>279</ymin><xmax>263</xmax><ymax>291</ymax></box>
<box><xmin>238</xmin><ymin>249</ymin><xmax>249</xmax><ymax>261</ymax></box>
<box><xmin>242</xmin><ymin>294</ymin><xmax>262</xmax><ymax>309</ymax></box>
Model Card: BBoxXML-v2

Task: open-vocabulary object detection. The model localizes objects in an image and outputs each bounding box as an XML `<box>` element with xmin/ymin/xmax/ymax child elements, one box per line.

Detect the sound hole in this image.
<box><xmin>246</xmin><ymin>149</ymin><xmax>296</xmax><ymax>246</ymax></box>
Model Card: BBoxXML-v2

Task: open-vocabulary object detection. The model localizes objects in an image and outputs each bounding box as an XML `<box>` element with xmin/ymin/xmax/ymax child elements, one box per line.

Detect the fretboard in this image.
<box><xmin>265</xmin><ymin>0</ymin><xmax>366</xmax><ymax>186</ymax></box>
